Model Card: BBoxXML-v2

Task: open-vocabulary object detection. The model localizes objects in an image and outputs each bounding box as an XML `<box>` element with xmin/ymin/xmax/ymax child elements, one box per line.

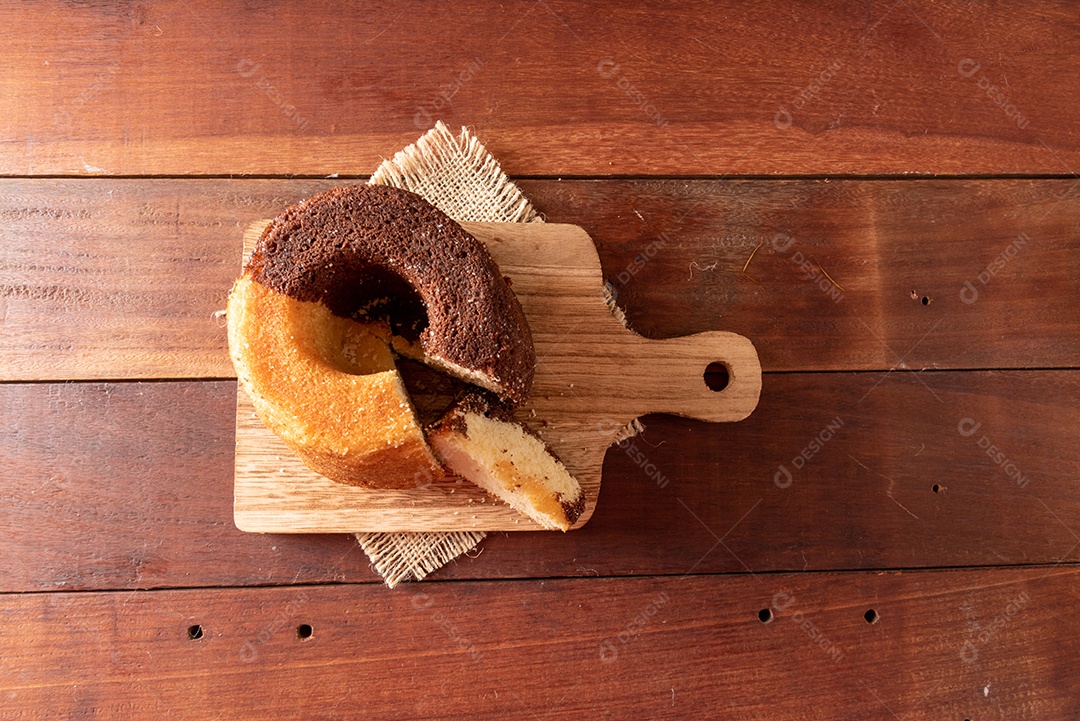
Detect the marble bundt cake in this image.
<box><xmin>227</xmin><ymin>184</ymin><xmax>535</xmax><ymax>488</ymax></box>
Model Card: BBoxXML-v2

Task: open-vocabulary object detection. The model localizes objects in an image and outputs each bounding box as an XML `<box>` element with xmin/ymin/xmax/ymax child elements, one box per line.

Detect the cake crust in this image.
<box><xmin>228</xmin><ymin>275</ymin><xmax>444</xmax><ymax>489</ymax></box>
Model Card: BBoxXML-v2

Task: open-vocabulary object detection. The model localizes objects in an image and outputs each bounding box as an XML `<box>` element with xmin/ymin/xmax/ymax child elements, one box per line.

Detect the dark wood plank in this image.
<box><xmin>1</xmin><ymin>568</ymin><xmax>1075</xmax><ymax>718</ymax></box>
<box><xmin>3</xmin><ymin>1</ymin><xmax>1080</xmax><ymax>175</ymax></box>
<box><xmin>526</xmin><ymin>178</ymin><xmax>1080</xmax><ymax>372</ymax></box>
<box><xmin>4</xmin><ymin>371</ymin><xmax>1078</xmax><ymax>592</ymax></box>
<box><xmin>2</xmin><ymin>178</ymin><xmax>1078</xmax><ymax>380</ymax></box>
<box><xmin>465</xmin><ymin>369</ymin><xmax>1080</xmax><ymax>581</ymax></box>
<box><xmin>0</xmin><ymin>381</ymin><xmax>381</xmax><ymax>591</ymax></box>
<box><xmin>0</xmin><ymin>180</ymin><xmax>246</xmax><ymax>380</ymax></box>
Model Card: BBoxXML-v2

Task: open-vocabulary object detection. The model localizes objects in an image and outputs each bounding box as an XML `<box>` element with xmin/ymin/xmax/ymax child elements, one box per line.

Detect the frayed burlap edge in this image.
<box><xmin>357</xmin><ymin>531</ymin><xmax>487</xmax><ymax>588</ymax></box>
<box><xmin>602</xmin><ymin>280</ymin><xmax>631</xmax><ymax>331</ymax></box>
<box><xmin>355</xmin><ymin>121</ymin><xmax>639</xmax><ymax>588</ymax></box>
<box><xmin>369</xmin><ymin>121</ymin><xmax>540</xmax><ymax>224</ymax></box>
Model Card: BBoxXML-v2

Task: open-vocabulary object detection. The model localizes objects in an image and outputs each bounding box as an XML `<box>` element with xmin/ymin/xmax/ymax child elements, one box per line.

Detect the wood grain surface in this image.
<box><xmin>5</xmin><ymin>370</ymin><xmax>1077</xmax><ymax>593</ymax></box>
<box><xmin>2</xmin><ymin>1</ymin><xmax>1079</xmax><ymax>176</ymax></box>
<box><xmin>2</xmin><ymin>178</ymin><xmax>1078</xmax><ymax>381</ymax></box>
<box><xmin>235</xmin><ymin>220</ymin><xmax>760</xmax><ymax>533</ymax></box>
<box><xmin>1</xmin><ymin>568</ymin><xmax>1075</xmax><ymax>719</ymax></box>
<box><xmin>5</xmin><ymin>2</ymin><xmax>1080</xmax><ymax>716</ymax></box>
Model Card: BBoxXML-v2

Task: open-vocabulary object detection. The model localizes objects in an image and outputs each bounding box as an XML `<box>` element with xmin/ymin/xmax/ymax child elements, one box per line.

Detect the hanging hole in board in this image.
<box><xmin>187</xmin><ymin>624</ymin><xmax>204</xmax><ymax>640</ymax></box>
<box><xmin>705</xmin><ymin>362</ymin><xmax>730</xmax><ymax>392</ymax></box>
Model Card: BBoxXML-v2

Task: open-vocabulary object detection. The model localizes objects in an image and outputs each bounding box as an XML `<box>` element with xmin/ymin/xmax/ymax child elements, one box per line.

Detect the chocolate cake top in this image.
<box><xmin>247</xmin><ymin>184</ymin><xmax>535</xmax><ymax>404</ymax></box>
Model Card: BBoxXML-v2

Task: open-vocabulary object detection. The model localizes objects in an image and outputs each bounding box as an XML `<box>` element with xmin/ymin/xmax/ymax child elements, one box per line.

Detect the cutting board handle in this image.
<box><xmin>620</xmin><ymin>331</ymin><xmax>761</xmax><ymax>424</ymax></box>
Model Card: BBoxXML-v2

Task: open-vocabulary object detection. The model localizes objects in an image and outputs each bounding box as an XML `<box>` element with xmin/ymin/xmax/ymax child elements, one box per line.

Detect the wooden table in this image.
<box><xmin>2</xmin><ymin>2</ymin><xmax>1079</xmax><ymax>718</ymax></box>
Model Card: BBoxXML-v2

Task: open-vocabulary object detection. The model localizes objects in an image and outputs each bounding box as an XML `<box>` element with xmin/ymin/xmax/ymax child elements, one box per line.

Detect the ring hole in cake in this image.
<box><xmin>704</xmin><ymin>361</ymin><xmax>731</xmax><ymax>392</ymax></box>
<box><xmin>343</xmin><ymin>266</ymin><xmax>430</xmax><ymax>344</ymax></box>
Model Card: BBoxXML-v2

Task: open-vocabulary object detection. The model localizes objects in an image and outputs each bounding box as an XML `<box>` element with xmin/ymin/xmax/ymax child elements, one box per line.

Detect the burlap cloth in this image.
<box><xmin>356</xmin><ymin>121</ymin><xmax>541</xmax><ymax>587</ymax></box>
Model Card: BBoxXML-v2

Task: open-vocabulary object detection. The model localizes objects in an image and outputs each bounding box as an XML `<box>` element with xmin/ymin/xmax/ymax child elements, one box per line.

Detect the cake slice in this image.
<box><xmin>428</xmin><ymin>393</ymin><xmax>585</xmax><ymax>531</ymax></box>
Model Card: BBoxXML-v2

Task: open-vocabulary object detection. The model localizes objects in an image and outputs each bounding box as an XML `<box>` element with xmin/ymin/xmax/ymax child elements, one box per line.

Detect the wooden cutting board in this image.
<box><xmin>234</xmin><ymin>221</ymin><xmax>761</xmax><ymax>532</ymax></box>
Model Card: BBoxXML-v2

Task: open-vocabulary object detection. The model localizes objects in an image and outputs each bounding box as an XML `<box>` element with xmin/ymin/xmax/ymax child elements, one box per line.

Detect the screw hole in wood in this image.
<box><xmin>705</xmin><ymin>362</ymin><xmax>730</xmax><ymax>392</ymax></box>
<box><xmin>758</xmin><ymin>608</ymin><xmax>773</xmax><ymax>623</ymax></box>
<box><xmin>864</xmin><ymin>609</ymin><xmax>879</xmax><ymax>624</ymax></box>
<box><xmin>297</xmin><ymin>623</ymin><xmax>314</xmax><ymax>640</ymax></box>
<box><xmin>187</xmin><ymin>624</ymin><xmax>203</xmax><ymax>640</ymax></box>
